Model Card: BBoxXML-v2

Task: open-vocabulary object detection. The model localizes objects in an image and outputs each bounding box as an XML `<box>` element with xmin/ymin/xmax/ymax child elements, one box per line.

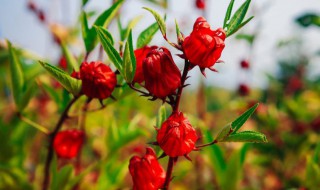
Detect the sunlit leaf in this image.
<box><xmin>61</xmin><ymin>42</ymin><xmax>79</xmax><ymax>71</ymax></box>
<box><xmin>222</xmin><ymin>131</ymin><xmax>267</xmax><ymax>143</ymax></box>
<box><xmin>223</xmin><ymin>0</ymin><xmax>235</xmax><ymax>29</ymax></box>
<box><xmin>156</xmin><ymin>105</ymin><xmax>167</xmax><ymax>128</ymax></box>
<box><xmin>143</xmin><ymin>7</ymin><xmax>166</xmax><ymax>37</ymax></box>
<box><xmin>136</xmin><ymin>22</ymin><xmax>159</xmax><ymax>48</ymax></box>
<box><xmin>231</xmin><ymin>103</ymin><xmax>258</xmax><ymax>133</ymax></box>
<box><xmin>226</xmin><ymin>0</ymin><xmax>251</xmax><ymax>37</ymax></box>
<box><xmin>122</xmin><ymin>30</ymin><xmax>136</xmax><ymax>83</ymax></box>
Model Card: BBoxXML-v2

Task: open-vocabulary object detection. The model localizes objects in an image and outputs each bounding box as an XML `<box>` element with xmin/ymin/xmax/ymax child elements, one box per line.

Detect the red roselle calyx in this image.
<box><xmin>238</xmin><ymin>83</ymin><xmax>250</xmax><ymax>96</ymax></box>
<box><xmin>133</xmin><ymin>46</ymin><xmax>158</xmax><ymax>84</ymax></box>
<box><xmin>76</xmin><ymin>61</ymin><xmax>117</xmax><ymax>99</ymax></box>
<box><xmin>53</xmin><ymin>130</ymin><xmax>84</xmax><ymax>159</ymax></box>
<box><xmin>240</xmin><ymin>60</ymin><xmax>250</xmax><ymax>69</ymax></box>
<box><xmin>157</xmin><ymin>112</ymin><xmax>198</xmax><ymax>157</ymax></box>
<box><xmin>129</xmin><ymin>147</ymin><xmax>166</xmax><ymax>190</ymax></box>
<box><xmin>182</xmin><ymin>17</ymin><xmax>226</xmax><ymax>74</ymax></box>
<box><xmin>195</xmin><ymin>0</ymin><xmax>206</xmax><ymax>10</ymax></box>
<box><xmin>143</xmin><ymin>47</ymin><xmax>181</xmax><ymax>99</ymax></box>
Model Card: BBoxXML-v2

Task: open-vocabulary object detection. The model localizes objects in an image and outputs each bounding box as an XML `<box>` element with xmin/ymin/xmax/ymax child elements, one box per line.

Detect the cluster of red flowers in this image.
<box><xmin>52</xmin><ymin>16</ymin><xmax>226</xmax><ymax>190</ymax></box>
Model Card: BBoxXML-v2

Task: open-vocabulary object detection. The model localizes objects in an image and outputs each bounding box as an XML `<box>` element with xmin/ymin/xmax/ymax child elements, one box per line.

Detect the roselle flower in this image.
<box><xmin>129</xmin><ymin>147</ymin><xmax>166</xmax><ymax>190</ymax></box>
<box><xmin>240</xmin><ymin>60</ymin><xmax>250</xmax><ymax>69</ymax></box>
<box><xmin>238</xmin><ymin>83</ymin><xmax>250</xmax><ymax>96</ymax></box>
<box><xmin>157</xmin><ymin>112</ymin><xmax>198</xmax><ymax>157</ymax></box>
<box><xmin>79</xmin><ymin>61</ymin><xmax>117</xmax><ymax>99</ymax></box>
<box><xmin>182</xmin><ymin>17</ymin><xmax>226</xmax><ymax>73</ymax></box>
<box><xmin>53</xmin><ymin>130</ymin><xmax>84</xmax><ymax>159</ymax></box>
<box><xmin>195</xmin><ymin>0</ymin><xmax>206</xmax><ymax>10</ymax></box>
<box><xmin>58</xmin><ymin>56</ymin><xmax>67</xmax><ymax>70</ymax></box>
<box><xmin>133</xmin><ymin>46</ymin><xmax>158</xmax><ymax>84</ymax></box>
<box><xmin>143</xmin><ymin>47</ymin><xmax>181</xmax><ymax>99</ymax></box>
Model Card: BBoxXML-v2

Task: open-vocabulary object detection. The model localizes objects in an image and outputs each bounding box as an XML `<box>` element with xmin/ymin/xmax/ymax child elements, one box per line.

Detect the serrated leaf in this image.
<box><xmin>215</xmin><ymin>123</ymin><xmax>232</xmax><ymax>142</ymax></box>
<box><xmin>226</xmin><ymin>0</ymin><xmax>251</xmax><ymax>37</ymax></box>
<box><xmin>39</xmin><ymin>61</ymin><xmax>81</xmax><ymax>96</ymax></box>
<box><xmin>222</xmin><ymin>131</ymin><xmax>267</xmax><ymax>143</ymax></box>
<box><xmin>7</xmin><ymin>40</ymin><xmax>25</xmax><ymax>111</ymax></box>
<box><xmin>143</xmin><ymin>7</ymin><xmax>166</xmax><ymax>37</ymax></box>
<box><xmin>223</xmin><ymin>0</ymin><xmax>235</xmax><ymax>29</ymax></box>
<box><xmin>122</xmin><ymin>30</ymin><xmax>136</xmax><ymax>83</ymax></box>
<box><xmin>136</xmin><ymin>22</ymin><xmax>159</xmax><ymax>48</ymax></box>
<box><xmin>156</xmin><ymin>105</ymin><xmax>167</xmax><ymax>128</ymax></box>
<box><xmin>95</xmin><ymin>26</ymin><xmax>123</xmax><ymax>73</ymax></box>
<box><xmin>227</xmin><ymin>16</ymin><xmax>254</xmax><ymax>37</ymax></box>
<box><xmin>61</xmin><ymin>42</ymin><xmax>79</xmax><ymax>71</ymax></box>
<box><xmin>231</xmin><ymin>103</ymin><xmax>258</xmax><ymax>133</ymax></box>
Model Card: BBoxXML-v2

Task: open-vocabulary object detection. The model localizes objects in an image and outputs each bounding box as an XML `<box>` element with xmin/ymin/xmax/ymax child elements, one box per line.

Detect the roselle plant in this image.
<box><xmin>5</xmin><ymin>0</ymin><xmax>268</xmax><ymax>189</ymax></box>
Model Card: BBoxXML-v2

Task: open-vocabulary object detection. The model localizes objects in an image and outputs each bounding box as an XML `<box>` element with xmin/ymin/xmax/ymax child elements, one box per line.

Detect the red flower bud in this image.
<box><xmin>53</xmin><ymin>130</ymin><xmax>84</xmax><ymax>159</ymax></box>
<box><xmin>143</xmin><ymin>47</ymin><xmax>181</xmax><ymax>99</ymax></box>
<box><xmin>182</xmin><ymin>17</ymin><xmax>226</xmax><ymax>72</ymax></box>
<box><xmin>27</xmin><ymin>1</ymin><xmax>37</xmax><ymax>12</ymax></box>
<box><xmin>129</xmin><ymin>147</ymin><xmax>166</xmax><ymax>190</ymax></box>
<box><xmin>133</xmin><ymin>46</ymin><xmax>158</xmax><ymax>84</ymax></box>
<box><xmin>37</xmin><ymin>10</ymin><xmax>46</xmax><ymax>23</ymax></box>
<box><xmin>58</xmin><ymin>56</ymin><xmax>67</xmax><ymax>70</ymax></box>
<box><xmin>157</xmin><ymin>112</ymin><xmax>198</xmax><ymax>157</ymax></box>
<box><xmin>79</xmin><ymin>62</ymin><xmax>117</xmax><ymax>99</ymax></box>
<box><xmin>195</xmin><ymin>0</ymin><xmax>206</xmax><ymax>10</ymax></box>
<box><xmin>238</xmin><ymin>83</ymin><xmax>250</xmax><ymax>96</ymax></box>
<box><xmin>240</xmin><ymin>60</ymin><xmax>250</xmax><ymax>69</ymax></box>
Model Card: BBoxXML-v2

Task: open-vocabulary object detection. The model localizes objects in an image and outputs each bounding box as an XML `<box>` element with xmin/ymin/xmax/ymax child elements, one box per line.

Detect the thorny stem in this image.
<box><xmin>173</xmin><ymin>59</ymin><xmax>191</xmax><ymax>112</ymax></box>
<box><xmin>42</xmin><ymin>95</ymin><xmax>80</xmax><ymax>190</ymax></box>
<box><xmin>163</xmin><ymin>157</ymin><xmax>175</xmax><ymax>190</ymax></box>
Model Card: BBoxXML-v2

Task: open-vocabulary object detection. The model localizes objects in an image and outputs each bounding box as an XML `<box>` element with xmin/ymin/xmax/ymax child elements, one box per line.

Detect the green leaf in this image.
<box><xmin>121</xmin><ymin>16</ymin><xmax>143</xmax><ymax>41</ymax></box>
<box><xmin>19</xmin><ymin>81</ymin><xmax>37</xmax><ymax>111</ymax></box>
<box><xmin>95</xmin><ymin>26</ymin><xmax>123</xmax><ymax>73</ymax></box>
<box><xmin>61</xmin><ymin>42</ymin><xmax>79</xmax><ymax>71</ymax></box>
<box><xmin>175</xmin><ymin>19</ymin><xmax>183</xmax><ymax>43</ymax></box>
<box><xmin>215</xmin><ymin>123</ymin><xmax>232</xmax><ymax>142</ymax></box>
<box><xmin>235</xmin><ymin>33</ymin><xmax>255</xmax><ymax>45</ymax></box>
<box><xmin>51</xmin><ymin>163</ymin><xmax>74</xmax><ymax>190</ymax></box>
<box><xmin>136</xmin><ymin>22</ymin><xmax>159</xmax><ymax>48</ymax></box>
<box><xmin>296</xmin><ymin>13</ymin><xmax>320</xmax><ymax>28</ymax></box>
<box><xmin>227</xmin><ymin>16</ymin><xmax>254</xmax><ymax>37</ymax></box>
<box><xmin>156</xmin><ymin>105</ymin><xmax>167</xmax><ymax>128</ymax></box>
<box><xmin>143</xmin><ymin>7</ymin><xmax>166</xmax><ymax>37</ymax></box>
<box><xmin>39</xmin><ymin>61</ymin><xmax>82</xmax><ymax>96</ymax></box>
<box><xmin>7</xmin><ymin>40</ymin><xmax>25</xmax><ymax>111</ymax></box>
<box><xmin>226</xmin><ymin>0</ymin><xmax>251</xmax><ymax>37</ymax></box>
<box><xmin>231</xmin><ymin>103</ymin><xmax>258</xmax><ymax>134</ymax></box>
<box><xmin>222</xmin><ymin>131</ymin><xmax>267</xmax><ymax>143</ymax></box>
<box><xmin>82</xmin><ymin>0</ymin><xmax>89</xmax><ymax>6</ymax></box>
<box><xmin>122</xmin><ymin>30</ymin><xmax>136</xmax><ymax>83</ymax></box>
<box><xmin>81</xmin><ymin>11</ymin><xmax>95</xmax><ymax>52</ymax></box>
<box><xmin>93</xmin><ymin>0</ymin><xmax>124</xmax><ymax>28</ymax></box>
<box><xmin>223</xmin><ymin>0</ymin><xmax>235</xmax><ymax>29</ymax></box>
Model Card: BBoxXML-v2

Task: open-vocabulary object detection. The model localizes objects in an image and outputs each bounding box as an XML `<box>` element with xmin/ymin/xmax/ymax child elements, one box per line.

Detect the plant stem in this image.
<box><xmin>18</xmin><ymin>114</ymin><xmax>50</xmax><ymax>135</ymax></box>
<box><xmin>173</xmin><ymin>59</ymin><xmax>190</xmax><ymax>112</ymax></box>
<box><xmin>163</xmin><ymin>157</ymin><xmax>175</xmax><ymax>190</ymax></box>
<box><xmin>196</xmin><ymin>140</ymin><xmax>218</xmax><ymax>148</ymax></box>
<box><xmin>42</xmin><ymin>95</ymin><xmax>80</xmax><ymax>190</ymax></box>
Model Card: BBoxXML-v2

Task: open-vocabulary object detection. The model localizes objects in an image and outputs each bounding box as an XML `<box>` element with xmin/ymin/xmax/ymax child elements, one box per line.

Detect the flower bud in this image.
<box><xmin>143</xmin><ymin>47</ymin><xmax>181</xmax><ymax>99</ymax></box>
<box><xmin>157</xmin><ymin>112</ymin><xmax>198</xmax><ymax>157</ymax></box>
<box><xmin>240</xmin><ymin>60</ymin><xmax>250</xmax><ymax>69</ymax></box>
<box><xmin>37</xmin><ymin>10</ymin><xmax>46</xmax><ymax>23</ymax></box>
<box><xmin>58</xmin><ymin>56</ymin><xmax>67</xmax><ymax>70</ymax></box>
<box><xmin>133</xmin><ymin>46</ymin><xmax>158</xmax><ymax>84</ymax></box>
<box><xmin>129</xmin><ymin>147</ymin><xmax>166</xmax><ymax>190</ymax></box>
<box><xmin>182</xmin><ymin>17</ymin><xmax>226</xmax><ymax>72</ymax></box>
<box><xmin>53</xmin><ymin>130</ymin><xmax>84</xmax><ymax>159</ymax></box>
<box><xmin>238</xmin><ymin>83</ymin><xmax>250</xmax><ymax>96</ymax></box>
<box><xmin>79</xmin><ymin>61</ymin><xmax>117</xmax><ymax>99</ymax></box>
<box><xmin>195</xmin><ymin>0</ymin><xmax>206</xmax><ymax>10</ymax></box>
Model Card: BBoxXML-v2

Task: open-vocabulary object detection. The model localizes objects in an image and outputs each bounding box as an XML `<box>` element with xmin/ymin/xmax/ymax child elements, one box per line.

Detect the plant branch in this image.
<box><xmin>17</xmin><ymin>113</ymin><xmax>50</xmax><ymax>135</ymax></box>
<box><xmin>173</xmin><ymin>59</ymin><xmax>190</xmax><ymax>112</ymax></box>
<box><xmin>196</xmin><ymin>140</ymin><xmax>218</xmax><ymax>148</ymax></box>
<box><xmin>42</xmin><ymin>95</ymin><xmax>80</xmax><ymax>190</ymax></box>
<box><xmin>163</xmin><ymin>157</ymin><xmax>175</xmax><ymax>190</ymax></box>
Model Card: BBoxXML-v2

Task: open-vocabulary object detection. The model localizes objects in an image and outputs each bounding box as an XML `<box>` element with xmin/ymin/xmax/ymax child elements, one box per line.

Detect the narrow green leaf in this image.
<box><xmin>226</xmin><ymin>0</ymin><xmax>251</xmax><ymax>37</ymax></box>
<box><xmin>82</xmin><ymin>0</ymin><xmax>89</xmax><ymax>7</ymax></box>
<box><xmin>93</xmin><ymin>0</ymin><xmax>124</xmax><ymax>28</ymax></box>
<box><xmin>235</xmin><ymin>33</ymin><xmax>255</xmax><ymax>44</ymax></box>
<box><xmin>61</xmin><ymin>42</ymin><xmax>79</xmax><ymax>71</ymax></box>
<box><xmin>80</xmin><ymin>11</ymin><xmax>94</xmax><ymax>53</ymax></box>
<box><xmin>215</xmin><ymin>123</ymin><xmax>232</xmax><ymax>142</ymax></box>
<box><xmin>223</xmin><ymin>0</ymin><xmax>235</xmax><ymax>29</ymax></box>
<box><xmin>156</xmin><ymin>105</ymin><xmax>167</xmax><ymax>128</ymax></box>
<box><xmin>174</xmin><ymin>19</ymin><xmax>183</xmax><ymax>42</ymax></box>
<box><xmin>227</xmin><ymin>16</ymin><xmax>254</xmax><ymax>37</ymax></box>
<box><xmin>143</xmin><ymin>7</ymin><xmax>166</xmax><ymax>37</ymax></box>
<box><xmin>20</xmin><ymin>81</ymin><xmax>37</xmax><ymax>111</ymax></box>
<box><xmin>136</xmin><ymin>22</ymin><xmax>159</xmax><ymax>48</ymax></box>
<box><xmin>94</xmin><ymin>26</ymin><xmax>123</xmax><ymax>73</ymax></box>
<box><xmin>122</xmin><ymin>30</ymin><xmax>136</xmax><ymax>83</ymax></box>
<box><xmin>7</xmin><ymin>40</ymin><xmax>25</xmax><ymax>111</ymax></box>
<box><xmin>121</xmin><ymin>16</ymin><xmax>143</xmax><ymax>41</ymax></box>
<box><xmin>51</xmin><ymin>164</ymin><xmax>74</xmax><ymax>190</ymax></box>
<box><xmin>42</xmin><ymin>83</ymin><xmax>61</xmax><ymax>104</ymax></box>
<box><xmin>231</xmin><ymin>103</ymin><xmax>258</xmax><ymax>133</ymax></box>
<box><xmin>222</xmin><ymin>131</ymin><xmax>267</xmax><ymax>143</ymax></box>
<box><xmin>39</xmin><ymin>61</ymin><xmax>82</xmax><ymax>96</ymax></box>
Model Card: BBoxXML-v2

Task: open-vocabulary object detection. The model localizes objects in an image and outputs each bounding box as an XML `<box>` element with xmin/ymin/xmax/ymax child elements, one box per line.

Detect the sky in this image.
<box><xmin>0</xmin><ymin>0</ymin><xmax>320</xmax><ymax>89</ymax></box>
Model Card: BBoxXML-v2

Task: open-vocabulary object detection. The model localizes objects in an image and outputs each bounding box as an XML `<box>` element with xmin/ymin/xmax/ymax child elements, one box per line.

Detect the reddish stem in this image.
<box><xmin>163</xmin><ymin>157</ymin><xmax>175</xmax><ymax>190</ymax></box>
<box><xmin>42</xmin><ymin>95</ymin><xmax>80</xmax><ymax>190</ymax></box>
